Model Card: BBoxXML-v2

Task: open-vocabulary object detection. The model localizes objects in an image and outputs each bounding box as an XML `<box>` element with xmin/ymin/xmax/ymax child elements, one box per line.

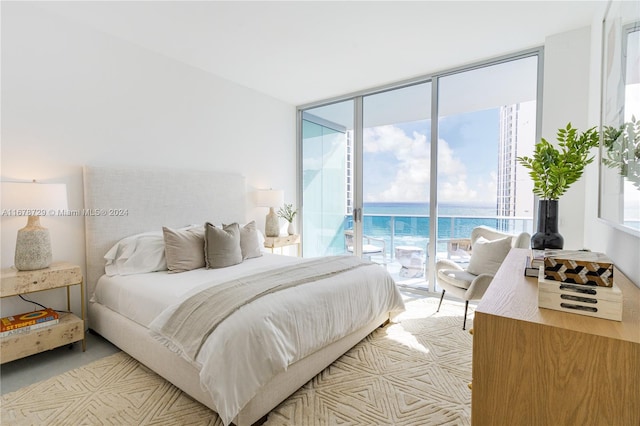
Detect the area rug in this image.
<box><xmin>1</xmin><ymin>296</ymin><xmax>474</xmax><ymax>426</ymax></box>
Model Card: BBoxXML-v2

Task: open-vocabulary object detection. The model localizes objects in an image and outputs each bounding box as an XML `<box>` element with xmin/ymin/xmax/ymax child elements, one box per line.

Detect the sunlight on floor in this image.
<box><xmin>384</xmin><ymin>323</ymin><xmax>430</xmax><ymax>354</ymax></box>
<box><xmin>383</xmin><ymin>294</ymin><xmax>476</xmax><ymax>352</ymax></box>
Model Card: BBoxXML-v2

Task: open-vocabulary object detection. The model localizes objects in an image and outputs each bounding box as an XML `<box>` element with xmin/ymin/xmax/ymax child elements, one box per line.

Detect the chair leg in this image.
<box><xmin>463</xmin><ymin>300</ymin><xmax>469</xmax><ymax>330</ymax></box>
<box><xmin>437</xmin><ymin>290</ymin><xmax>445</xmax><ymax>312</ymax></box>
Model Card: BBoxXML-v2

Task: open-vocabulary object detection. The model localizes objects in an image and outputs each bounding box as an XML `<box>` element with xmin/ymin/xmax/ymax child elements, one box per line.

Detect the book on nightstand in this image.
<box><xmin>0</xmin><ymin>308</ymin><xmax>60</xmax><ymax>337</ymax></box>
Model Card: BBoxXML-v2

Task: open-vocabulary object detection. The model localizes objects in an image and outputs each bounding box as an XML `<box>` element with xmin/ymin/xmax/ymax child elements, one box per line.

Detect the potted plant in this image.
<box><xmin>517</xmin><ymin>123</ymin><xmax>599</xmax><ymax>249</ymax></box>
<box><xmin>277</xmin><ymin>203</ymin><xmax>297</xmax><ymax>235</ymax></box>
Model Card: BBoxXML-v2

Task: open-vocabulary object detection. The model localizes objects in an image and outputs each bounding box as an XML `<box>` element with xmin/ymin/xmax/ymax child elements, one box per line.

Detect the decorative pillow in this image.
<box><xmin>162</xmin><ymin>226</ymin><xmax>205</xmax><ymax>273</ymax></box>
<box><xmin>204</xmin><ymin>222</ymin><xmax>243</xmax><ymax>269</ymax></box>
<box><xmin>104</xmin><ymin>231</ymin><xmax>167</xmax><ymax>276</ymax></box>
<box><xmin>466</xmin><ymin>236</ymin><xmax>512</xmax><ymax>276</ymax></box>
<box><xmin>238</xmin><ymin>221</ymin><xmax>263</xmax><ymax>260</ymax></box>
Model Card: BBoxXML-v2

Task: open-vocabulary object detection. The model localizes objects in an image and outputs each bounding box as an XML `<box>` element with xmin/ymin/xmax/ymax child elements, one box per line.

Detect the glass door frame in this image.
<box><xmin>297</xmin><ymin>47</ymin><xmax>543</xmax><ymax>292</ymax></box>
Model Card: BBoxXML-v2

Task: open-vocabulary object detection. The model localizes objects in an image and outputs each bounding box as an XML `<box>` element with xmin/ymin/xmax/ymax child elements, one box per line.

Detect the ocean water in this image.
<box><xmin>346</xmin><ymin>202</ymin><xmax>532</xmax><ymax>254</ymax></box>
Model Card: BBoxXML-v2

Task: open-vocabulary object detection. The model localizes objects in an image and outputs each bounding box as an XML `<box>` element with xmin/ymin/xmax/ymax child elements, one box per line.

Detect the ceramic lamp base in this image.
<box><xmin>15</xmin><ymin>216</ymin><xmax>52</xmax><ymax>271</ymax></box>
<box><xmin>265</xmin><ymin>208</ymin><xmax>280</xmax><ymax>237</ymax></box>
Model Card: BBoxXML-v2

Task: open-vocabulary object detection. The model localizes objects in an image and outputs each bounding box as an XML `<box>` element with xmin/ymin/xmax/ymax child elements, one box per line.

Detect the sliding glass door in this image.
<box><xmin>360</xmin><ymin>83</ymin><xmax>432</xmax><ymax>281</ymax></box>
<box><xmin>299</xmin><ymin>50</ymin><xmax>540</xmax><ymax>291</ymax></box>
<box><xmin>301</xmin><ymin>100</ymin><xmax>354</xmax><ymax>258</ymax></box>
<box><xmin>434</xmin><ymin>57</ymin><xmax>539</xmax><ymax>284</ymax></box>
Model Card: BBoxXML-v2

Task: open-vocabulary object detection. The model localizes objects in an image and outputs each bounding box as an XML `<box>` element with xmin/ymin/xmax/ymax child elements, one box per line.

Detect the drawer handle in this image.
<box><xmin>560</xmin><ymin>303</ymin><xmax>598</xmax><ymax>313</ymax></box>
<box><xmin>560</xmin><ymin>284</ymin><xmax>597</xmax><ymax>295</ymax></box>
<box><xmin>561</xmin><ymin>294</ymin><xmax>597</xmax><ymax>304</ymax></box>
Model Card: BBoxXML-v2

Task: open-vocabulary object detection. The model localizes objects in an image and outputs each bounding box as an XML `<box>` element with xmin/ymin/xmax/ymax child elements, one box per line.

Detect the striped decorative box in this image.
<box><xmin>538</xmin><ymin>269</ymin><xmax>622</xmax><ymax>321</ymax></box>
<box><xmin>543</xmin><ymin>250</ymin><xmax>613</xmax><ymax>287</ymax></box>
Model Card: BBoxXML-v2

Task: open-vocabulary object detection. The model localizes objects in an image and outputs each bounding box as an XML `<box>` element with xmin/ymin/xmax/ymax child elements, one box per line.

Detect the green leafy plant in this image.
<box><xmin>277</xmin><ymin>203</ymin><xmax>297</xmax><ymax>223</ymax></box>
<box><xmin>517</xmin><ymin>123</ymin><xmax>599</xmax><ymax>200</ymax></box>
<box><xmin>601</xmin><ymin>116</ymin><xmax>640</xmax><ymax>190</ymax></box>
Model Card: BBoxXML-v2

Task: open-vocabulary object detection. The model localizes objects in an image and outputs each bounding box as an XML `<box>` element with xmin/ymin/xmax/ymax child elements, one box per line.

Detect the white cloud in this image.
<box><xmin>364</xmin><ymin>125</ymin><xmax>497</xmax><ymax>204</ymax></box>
<box><xmin>364</xmin><ymin>125</ymin><xmax>430</xmax><ymax>201</ymax></box>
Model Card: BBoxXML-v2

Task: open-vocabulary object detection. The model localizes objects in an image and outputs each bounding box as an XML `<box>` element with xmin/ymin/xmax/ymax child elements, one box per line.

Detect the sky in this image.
<box><xmin>363</xmin><ymin>108</ymin><xmax>499</xmax><ymax>205</ymax></box>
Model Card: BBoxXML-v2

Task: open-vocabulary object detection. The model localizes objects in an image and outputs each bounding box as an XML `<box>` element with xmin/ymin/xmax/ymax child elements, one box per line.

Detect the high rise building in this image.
<box><xmin>497</xmin><ymin>101</ymin><xmax>536</xmax><ymax>229</ymax></box>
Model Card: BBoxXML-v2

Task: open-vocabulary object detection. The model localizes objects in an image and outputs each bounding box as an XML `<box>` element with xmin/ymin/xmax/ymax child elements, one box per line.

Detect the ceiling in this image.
<box><xmin>39</xmin><ymin>1</ymin><xmax>607</xmax><ymax>106</ymax></box>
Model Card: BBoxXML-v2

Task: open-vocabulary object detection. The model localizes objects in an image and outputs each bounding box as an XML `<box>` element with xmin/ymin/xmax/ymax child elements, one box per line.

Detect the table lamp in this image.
<box><xmin>1</xmin><ymin>181</ymin><xmax>68</xmax><ymax>270</ymax></box>
<box><xmin>256</xmin><ymin>189</ymin><xmax>284</xmax><ymax>237</ymax></box>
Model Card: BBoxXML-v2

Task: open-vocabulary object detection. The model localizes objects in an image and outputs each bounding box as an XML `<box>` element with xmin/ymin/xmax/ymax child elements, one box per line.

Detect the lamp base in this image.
<box><xmin>265</xmin><ymin>208</ymin><xmax>280</xmax><ymax>237</ymax></box>
<box><xmin>15</xmin><ymin>217</ymin><xmax>52</xmax><ymax>271</ymax></box>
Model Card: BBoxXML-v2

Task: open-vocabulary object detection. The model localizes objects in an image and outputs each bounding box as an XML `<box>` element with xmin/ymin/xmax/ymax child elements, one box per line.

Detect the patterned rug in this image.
<box><xmin>1</xmin><ymin>296</ymin><xmax>474</xmax><ymax>426</ymax></box>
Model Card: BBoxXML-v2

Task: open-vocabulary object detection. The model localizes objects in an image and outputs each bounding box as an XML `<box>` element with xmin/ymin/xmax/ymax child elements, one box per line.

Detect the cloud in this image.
<box><xmin>363</xmin><ymin>125</ymin><xmax>430</xmax><ymax>201</ymax></box>
<box><xmin>364</xmin><ymin>125</ymin><xmax>496</xmax><ymax>204</ymax></box>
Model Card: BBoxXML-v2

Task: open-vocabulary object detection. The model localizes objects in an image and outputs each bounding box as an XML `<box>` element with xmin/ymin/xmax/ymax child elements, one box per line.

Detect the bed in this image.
<box><xmin>83</xmin><ymin>166</ymin><xmax>405</xmax><ymax>426</ymax></box>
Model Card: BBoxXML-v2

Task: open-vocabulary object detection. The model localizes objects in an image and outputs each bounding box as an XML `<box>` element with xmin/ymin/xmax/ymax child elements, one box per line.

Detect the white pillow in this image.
<box><xmin>104</xmin><ymin>225</ymin><xmax>199</xmax><ymax>276</ymax></box>
<box><xmin>104</xmin><ymin>231</ymin><xmax>167</xmax><ymax>276</ymax></box>
<box><xmin>466</xmin><ymin>236</ymin><xmax>512</xmax><ymax>276</ymax></box>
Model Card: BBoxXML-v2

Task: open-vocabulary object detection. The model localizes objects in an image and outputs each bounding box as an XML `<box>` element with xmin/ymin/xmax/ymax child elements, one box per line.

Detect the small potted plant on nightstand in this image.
<box><xmin>277</xmin><ymin>204</ymin><xmax>297</xmax><ymax>235</ymax></box>
<box><xmin>517</xmin><ymin>123</ymin><xmax>599</xmax><ymax>249</ymax></box>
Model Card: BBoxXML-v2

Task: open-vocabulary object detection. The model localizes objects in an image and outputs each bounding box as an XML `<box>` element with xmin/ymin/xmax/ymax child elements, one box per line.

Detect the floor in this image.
<box><xmin>0</xmin><ymin>331</ymin><xmax>120</xmax><ymax>395</ymax></box>
<box><xmin>0</xmin><ymin>288</ymin><xmax>471</xmax><ymax>397</ymax></box>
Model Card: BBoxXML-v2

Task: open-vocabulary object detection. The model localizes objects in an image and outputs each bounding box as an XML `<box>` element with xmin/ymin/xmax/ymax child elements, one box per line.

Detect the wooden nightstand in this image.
<box><xmin>264</xmin><ymin>234</ymin><xmax>301</xmax><ymax>256</ymax></box>
<box><xmin>1</xmin><ymin>262</ymin><xmax>85</xmax><ymax>364</ymax></box>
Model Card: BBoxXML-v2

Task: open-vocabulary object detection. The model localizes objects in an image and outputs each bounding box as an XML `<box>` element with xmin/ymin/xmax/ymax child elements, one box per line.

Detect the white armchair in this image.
<box><xmin>436</xmin><ymin>226</ymin><xmax>530</xmax><ymax>330</ymax></box>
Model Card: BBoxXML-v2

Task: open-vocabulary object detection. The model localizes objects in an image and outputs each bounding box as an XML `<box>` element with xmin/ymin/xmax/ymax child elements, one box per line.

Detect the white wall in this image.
<box><xmin>541</xmin><ymin>26</ymin><xmax>593</xmax><ymax>252</ymax></box>
<box><xmin>542</xmin><ymin>14</ymin><xmax>639</xmax><ymax>286</ymax></box>
<box><xmin>534</xmin><ymin>22</ymin><xmax>638</xmax><ymax>286</ymax></box>
<box><xmin>583</xmin><ymin>5</ymin><xmax>640</xmax><ymax>285</ymax></box>
<box><xmin>1</xmin><ymin>4</ymin><xmax>296</xmax><ymax>315</ymax></box>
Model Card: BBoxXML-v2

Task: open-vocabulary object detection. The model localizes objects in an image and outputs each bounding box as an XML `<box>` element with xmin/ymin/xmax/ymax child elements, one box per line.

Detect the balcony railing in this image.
<box><xmin>344</xmin><ymin>213</ymin><xmax>533</xmax><ymax>263</ymax></box>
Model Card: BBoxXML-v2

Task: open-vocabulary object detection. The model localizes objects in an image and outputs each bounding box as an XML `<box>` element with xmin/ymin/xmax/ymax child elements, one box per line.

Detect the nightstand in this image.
<box><xmin>1</xmin><ymin>262</ymin><xmax>85</xmax><ymax>364</ymax></box>
<box><xmin>264</xmin><ymin>234</ymin><xmax>301</xmax><ymax>256</ymax></box>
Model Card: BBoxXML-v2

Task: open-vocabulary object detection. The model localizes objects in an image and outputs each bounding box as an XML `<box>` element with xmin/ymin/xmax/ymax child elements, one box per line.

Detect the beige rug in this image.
<box><xmin>1</xmin><ymin>296</ymin><xmax>474</xmax><ymax>426</ymax></box>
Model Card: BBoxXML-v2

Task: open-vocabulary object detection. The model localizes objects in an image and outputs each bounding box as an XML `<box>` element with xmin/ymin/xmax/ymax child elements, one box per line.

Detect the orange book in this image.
<box><xmin>0</xmin><ymin>308</ymin><xmax>59</xmax><ymax>332</ymax></box>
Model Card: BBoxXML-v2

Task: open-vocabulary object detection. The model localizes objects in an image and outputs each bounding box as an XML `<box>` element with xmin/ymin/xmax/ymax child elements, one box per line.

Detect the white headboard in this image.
<box><xmin>83</xmin><ymin>166</ymin><xmax>246</xmax><ymax>297</ymax></box>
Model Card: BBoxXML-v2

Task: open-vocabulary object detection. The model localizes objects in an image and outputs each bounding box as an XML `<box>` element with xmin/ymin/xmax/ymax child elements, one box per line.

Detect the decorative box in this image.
<box><xmin>538</xmin><ymin>269</ymin><xmax>622</xmax><ymax>321</ymax></box>
<box><xmin>543</xmin><ymin>250</ymin><xmax>613</xmax><ymax>287</ymax></box>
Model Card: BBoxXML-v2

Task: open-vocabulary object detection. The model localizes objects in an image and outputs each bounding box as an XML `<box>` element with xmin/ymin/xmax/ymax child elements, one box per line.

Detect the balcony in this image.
<box><xmin>344</xmin><ymin>213</ymin><xmax>533</xmax><ymax>291</ymax></box>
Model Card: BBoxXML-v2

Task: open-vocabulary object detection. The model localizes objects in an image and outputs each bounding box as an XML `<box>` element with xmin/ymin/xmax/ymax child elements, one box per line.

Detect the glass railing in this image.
<box><xmin>344</xmin><ymin>213</ymin><xmax>533</xmax><ymax>262</ymax></box>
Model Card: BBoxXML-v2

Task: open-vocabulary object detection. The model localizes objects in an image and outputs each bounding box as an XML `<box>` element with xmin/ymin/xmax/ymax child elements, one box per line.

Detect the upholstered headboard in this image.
<box><xmin>83</xmin><ymin>166</ymin><xmax>246</xmax><ymax>297</ymax></box>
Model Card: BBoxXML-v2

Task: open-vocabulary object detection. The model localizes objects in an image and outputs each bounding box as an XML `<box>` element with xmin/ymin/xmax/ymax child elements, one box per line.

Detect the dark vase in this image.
<box><xmin>531</xmin><ymin>199</ymin><xmax>564</xmax><ymax>250</ymax></box>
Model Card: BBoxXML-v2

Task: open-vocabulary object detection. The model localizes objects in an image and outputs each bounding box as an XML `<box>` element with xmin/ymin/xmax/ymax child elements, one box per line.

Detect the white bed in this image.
<box><xmin>84</xmin><ymin>166</ymin><xmax>404</xmax><ymax>426</ymax></box>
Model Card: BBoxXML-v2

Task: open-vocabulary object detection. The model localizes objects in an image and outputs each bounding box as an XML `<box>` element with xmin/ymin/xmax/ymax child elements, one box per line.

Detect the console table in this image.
<box><xmin>472</xmin><ymin>248</ymin><xmax>639</xmax><ymax>425</ymax></box>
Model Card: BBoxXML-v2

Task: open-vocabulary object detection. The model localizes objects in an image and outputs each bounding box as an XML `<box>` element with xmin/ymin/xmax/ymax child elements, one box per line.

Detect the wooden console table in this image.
<box><xmin>472</xmin><ymin>248</ymin><xmax>639</xmax><ymax>425</ymax></box>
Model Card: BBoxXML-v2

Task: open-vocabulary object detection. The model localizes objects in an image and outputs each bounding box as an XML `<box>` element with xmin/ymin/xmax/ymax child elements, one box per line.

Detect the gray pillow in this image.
<box><xmin>204</xmin><ymin>222</ymin><xmax>242</xmax><ymax>269</ymax></box>
<box><xmin>466</xmin><ymin>236</ymin><xmax>512</xmax><ymax>276</ymax></box>
<box><xmin>232</xmin><ymin>221</ymin><xmax>262</xmax><ymax>260</ymax></box>
<box><xmin>162</xmin><ymin>226</ymin><xmax>205</xmax><ymax>273</ymax></box>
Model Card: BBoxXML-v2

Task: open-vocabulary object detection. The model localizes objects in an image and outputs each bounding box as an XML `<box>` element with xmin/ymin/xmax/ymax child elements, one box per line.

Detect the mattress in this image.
<box><xmin>93</xmin><ymin>253</ymin><xmax>299</xmax><ymax>327</ymax></box>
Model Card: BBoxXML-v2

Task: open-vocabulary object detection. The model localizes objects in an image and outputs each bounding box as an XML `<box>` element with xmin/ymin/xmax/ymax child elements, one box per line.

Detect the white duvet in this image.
<box><xmin>94</xmin><ymin>254</ymin><xmax>405</xmax><ymax>425</ymax></box>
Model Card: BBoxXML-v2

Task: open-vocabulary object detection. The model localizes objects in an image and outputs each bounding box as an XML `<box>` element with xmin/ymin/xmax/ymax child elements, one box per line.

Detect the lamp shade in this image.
<box><xmin>255</xmin><ymin>189</ymin><xmax>284</xmax><ymax>208</ymax></box>
<box><xmin>1</xmin><ymin>182</ymin><xmax>68</xmax><ymax>213</ymax></box>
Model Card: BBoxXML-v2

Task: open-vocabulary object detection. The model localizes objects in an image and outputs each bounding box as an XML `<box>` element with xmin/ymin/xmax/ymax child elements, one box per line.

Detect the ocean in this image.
<box><xmin>349</xmin><ymin>202</ymin><xmax>533</xmax><ymax>254</ymax></box>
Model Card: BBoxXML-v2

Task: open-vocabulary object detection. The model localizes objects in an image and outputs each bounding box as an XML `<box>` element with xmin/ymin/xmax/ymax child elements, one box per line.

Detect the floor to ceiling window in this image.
<box><xmin>301</xmin><ymin>100</ymin><xmax>353</xmax><ymax>257</ymax></box>
<box><xmin>360</xmin><ymin>83</ymin><xmax>432</xmax><ymax>278</ymax></box>
<box><xmin>434</xmin><ymin>56</ymin><xmax>539</xmax><ymax>283</ymax></box>
<box><xmin>298</xmin><ymin>50</ymin><xmax>541</xmax><ymax>291</ymax></box>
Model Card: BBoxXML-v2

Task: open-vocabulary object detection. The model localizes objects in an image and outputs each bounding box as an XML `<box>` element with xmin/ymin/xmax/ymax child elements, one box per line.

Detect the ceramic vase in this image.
<box><xmin>531</xmin><ymin>199</ymin><xmax>564</xmax><ymax>249</ymax></box>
